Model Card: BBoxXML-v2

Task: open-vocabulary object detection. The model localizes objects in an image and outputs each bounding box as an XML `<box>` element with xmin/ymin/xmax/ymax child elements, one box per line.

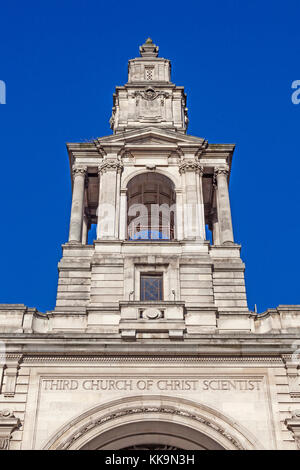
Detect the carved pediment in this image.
<box><xmin>98</xmin><ymin>128</ymin><xmax>206</xmax><ymax>148</ymax></box>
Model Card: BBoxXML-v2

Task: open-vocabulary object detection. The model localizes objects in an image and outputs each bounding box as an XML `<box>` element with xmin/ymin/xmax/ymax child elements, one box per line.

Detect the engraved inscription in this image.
<box><xmin>42</xmin><ymin>378</ymin><xmax>262</xmax><ymax>392</ymax></box>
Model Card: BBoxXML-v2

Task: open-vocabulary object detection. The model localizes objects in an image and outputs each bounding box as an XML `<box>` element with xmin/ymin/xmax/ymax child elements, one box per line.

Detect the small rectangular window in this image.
<box><xmin>140</xmin><ymin>274</ymin><xmax>163</xmax><ymax>301</ymax></box>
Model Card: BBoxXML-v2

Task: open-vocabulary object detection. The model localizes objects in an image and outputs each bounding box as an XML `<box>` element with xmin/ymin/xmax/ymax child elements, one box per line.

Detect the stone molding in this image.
<box><xmin>21</xmin><ymin>354</ymin><xmax>283</xmax><ymax>365</ymax></box>
<box><xmin>0</xmin><ymin>410</ymin><xmax>21</xmax><ymax>450</ymax></box>
<box><xmin>57</xmin><ymin>406</ymin><xmax>245</xmax><ymax>451</ymax></box>
<box><xmin>44</xmin><ymin>395</ymin><xmax>261</xmax><ymax>450</ymax></box>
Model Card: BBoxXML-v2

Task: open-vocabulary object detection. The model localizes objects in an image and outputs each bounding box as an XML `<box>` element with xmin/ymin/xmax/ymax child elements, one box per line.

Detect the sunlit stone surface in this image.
<box><xmin>0</xmin><ymin>39</ymin><xmax>300</xmax><ymax>450</ymax></box>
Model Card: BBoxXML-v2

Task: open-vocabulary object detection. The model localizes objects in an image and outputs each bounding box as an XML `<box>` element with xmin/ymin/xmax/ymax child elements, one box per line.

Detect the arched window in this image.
<box><xmin>127</xmin><ymin>173</ymin><xmax>176</xmax><ymax>240</ymax></box>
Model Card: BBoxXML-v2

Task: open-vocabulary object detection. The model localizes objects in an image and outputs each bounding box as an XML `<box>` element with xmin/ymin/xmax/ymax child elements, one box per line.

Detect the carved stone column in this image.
<box><xmin>119</xmin><ymin>189</ymin><xmax>127</xmax><ymax>240</ymax></box>
<box><xmin>97</xmin><ymin>160</ymin><xmax>123</xmax><ymax>240</ymax></box>
<box><xmin>214</xmin><ymin>167</ymin><xmax>234</xmax><ymax>244</ymax></box>
<box><xmin>68</xmin><ymin>166</ymin><xmax>87</xmax><ymax>243</ymax></box>
<box><xmin>209</xmin><ymin>208</ymin><xmax>220</xmax><ymax>245</ymax></box>
<box><xmin>0</xmin><ymin>410</ymin><xmax>21</xmax><ymax>450</ymax></box>
<box><xmin>179</xmin><ymin>161</ymin><xmax>205</xmax><ymax>240</ymax></box>
<box><xmin>285</xmin><ymin>410</ymin><xmax>300</xmax><ymax>449</ymax></box>
<box><xmin>195</xmin><ymin>165</ymin><xmax>206</xmax><ymax>241</ymax></box>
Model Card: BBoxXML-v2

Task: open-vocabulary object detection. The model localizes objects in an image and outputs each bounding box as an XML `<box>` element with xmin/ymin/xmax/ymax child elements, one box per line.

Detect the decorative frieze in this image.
<box><xmin>22</xmin><ymin>354</ymin><xmax>283</xmax><ymax>364</ymax></box>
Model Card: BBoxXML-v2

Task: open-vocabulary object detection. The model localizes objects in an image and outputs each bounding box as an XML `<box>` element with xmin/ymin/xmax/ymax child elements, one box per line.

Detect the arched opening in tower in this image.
<box><xmin>126</xmin><ymin>173</ymin><xmax>176</xmax><ymax>241</ymax></box>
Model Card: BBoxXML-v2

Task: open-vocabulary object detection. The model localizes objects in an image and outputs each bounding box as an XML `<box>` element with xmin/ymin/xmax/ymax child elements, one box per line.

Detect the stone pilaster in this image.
<box><xmin>214</xmin><ymin>167</ymin><xmax>234</xmax><ymax>244</ymax></box>
<box><xmin>68</xmin><ymin>166</ymin><xmax>87</xmax><ymax>243</ymax></box>
<box><xmin>119</xmin><ymin>189</ymin><xmax>127</xmax><ymax>240</ymax></box>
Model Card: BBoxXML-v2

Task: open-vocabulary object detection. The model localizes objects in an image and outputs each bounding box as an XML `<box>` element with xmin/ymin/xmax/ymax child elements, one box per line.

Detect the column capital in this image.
<box><xmin>214</xmin><ymin>165</ymin><xmax>229</xmax><ymax>177</ymax></box>
<box><xmin>179</xmin><ymin>161</ymin><xmax>203</xmax><ymax>175</ymax></box>
<box><xmin>72</xmin><ymin>165</ymin><xmax>87</xmax><ymax>177</ymax></box>
<box><xmin>98</xmin><ymin>159</ymin><xmax>123</xmax><ymax>175</ymax></box>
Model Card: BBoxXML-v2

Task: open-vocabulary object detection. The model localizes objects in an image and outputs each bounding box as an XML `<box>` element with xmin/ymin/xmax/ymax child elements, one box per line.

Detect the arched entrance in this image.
<box><xmin>43</xmin><ymin>396</ymin><xmax>261</xmax><ymax>450</ymax></box>
<box><xmin>127</xmin><ymin>172</ymin><xmax>176</xmax><ymax>240</ymax></box>
<box><xmin>80</xmin><ymin>421</ymin><xmax>223</xmax><ymax>450</ymax></box>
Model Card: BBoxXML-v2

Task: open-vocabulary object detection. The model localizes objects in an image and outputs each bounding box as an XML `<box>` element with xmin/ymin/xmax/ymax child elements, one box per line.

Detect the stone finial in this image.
<box><xmin>139</xmin><ymin>37</ymin><xmax>159</xmax><ymax>57</ymax></box>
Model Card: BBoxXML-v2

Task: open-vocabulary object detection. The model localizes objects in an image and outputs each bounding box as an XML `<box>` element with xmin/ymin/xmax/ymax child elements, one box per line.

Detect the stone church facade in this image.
<box><xmin>0</xmin><ymin>39</ymin><xmax>300</xmax><ymax>450</ymax></box>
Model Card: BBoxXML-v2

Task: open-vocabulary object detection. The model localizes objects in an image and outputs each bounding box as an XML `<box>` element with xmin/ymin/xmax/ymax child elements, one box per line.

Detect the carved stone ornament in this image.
<box><xmin>133</xmin><ymin>88</ymin><xmax>170</xmax><ymax>104</ymax></box>
<box><xmin>142</xmin><ymin>308</ymin><xmax>163</xmax><ymax>320</ymax></box>
<box><xmin>0</xmin><ymin>410</ymin><xmax>21</xmax><ymax>451</ymax></box>
<box><xmin>57</xmin><ymin>406</ymin><xmax>245</xmax><ymax>450</ymax></box>
<box><xmin>72</xmin><ymin>166</ymin><xmax>87</xmax><ymax>177</ymax></box>
<box><xmin>139</xmin><ymin>38</ymin><xmax>159</xmax><ymax>58</ymax></box>
<box><xmin>285</xmin><ymin>410</ymin><xmax>300</xmax><ymax>450</ymax></box>
<box><xmin>98</xmin><ymin>160</ymin><xmax>123</xmax><ymax>175</ymax></box>
<box><xmin>179</xmin><ymin>161</ymin><xmax>204</xmax><ymax>175</ymax></box>
<box><xmin>214</xmin><ymin>166</ymin><xmax>229</xmax><ymax>177</ymax></box>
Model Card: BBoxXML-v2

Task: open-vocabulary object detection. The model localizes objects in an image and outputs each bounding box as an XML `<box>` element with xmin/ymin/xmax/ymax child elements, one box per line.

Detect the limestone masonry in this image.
<box><xmin>0</xmin><ymin>39</ymin><xmax>300</xmax><ymax>450</ymax></box>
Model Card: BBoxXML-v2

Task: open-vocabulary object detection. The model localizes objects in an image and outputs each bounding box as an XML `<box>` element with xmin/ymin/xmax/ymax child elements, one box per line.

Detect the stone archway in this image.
<box><xmin>80</xmin><ymin>421</ymin><xmax>223</xmax><ymax>450</ymax></box>
<box><xmin>43</xmin><ymin>396</ymin><xmax>262</xmax><ymax>450</ymax></box>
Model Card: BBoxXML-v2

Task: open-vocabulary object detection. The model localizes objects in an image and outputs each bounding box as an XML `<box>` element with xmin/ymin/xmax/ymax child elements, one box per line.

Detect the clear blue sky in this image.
<box><xmin>0</xmin><ymin>0</ymin><xmax>299</xmax><ymax>313</ymax></box>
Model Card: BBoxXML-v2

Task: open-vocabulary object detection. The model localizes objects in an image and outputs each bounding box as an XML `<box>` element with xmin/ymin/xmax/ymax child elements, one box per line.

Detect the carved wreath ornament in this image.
<box><xmin>55</xmin><ymin>406</ymin><xmax>245</xmax><ymax>450</ymax></box>
<box><xmin>133</xmin><ymin>88</ymin><xmax>170</xmax><ymax>104</ymax></box>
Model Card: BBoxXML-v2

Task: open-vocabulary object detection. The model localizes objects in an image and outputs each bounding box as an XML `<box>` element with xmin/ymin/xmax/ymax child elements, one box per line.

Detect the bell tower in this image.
<box><xmin>55</xmin><ymin>39</ymin><xmax>250</xmax><ymax>337</ymax></box>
